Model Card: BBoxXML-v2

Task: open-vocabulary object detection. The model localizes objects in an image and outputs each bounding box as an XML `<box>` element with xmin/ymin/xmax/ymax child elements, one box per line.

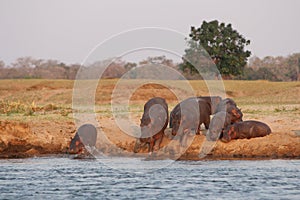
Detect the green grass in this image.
<box><xmin>0</xmin><ymin>100</ymin><xmax>36</xmax><ymax>116</ymax></box>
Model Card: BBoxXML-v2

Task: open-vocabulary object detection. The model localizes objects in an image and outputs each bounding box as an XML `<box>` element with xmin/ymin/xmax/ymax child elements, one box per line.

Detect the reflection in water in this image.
<box><xmin>0</xmin><ymin>157</ymin><xmax>299</xmax><ymax>199</ymax></box>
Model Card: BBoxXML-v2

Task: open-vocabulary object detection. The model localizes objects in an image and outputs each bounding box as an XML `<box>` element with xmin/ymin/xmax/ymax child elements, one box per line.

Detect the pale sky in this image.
<box><xmin>1</xmin><ymin>0</ymin><xmax>300</xmax><ymax>65</ymax></box>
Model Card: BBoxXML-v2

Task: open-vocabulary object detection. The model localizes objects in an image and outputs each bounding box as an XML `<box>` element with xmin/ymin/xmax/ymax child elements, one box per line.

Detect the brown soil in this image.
<box><xmin>0</xmin><ymin>120</ymin><xmax>75</xmax><ymax>158</ymax></box>
<box><xmin>0</xmin><ymin>79</ymin><xmax>299</xmax><ymax>160</ymax></box>
<box><xmin>93</xmin><ymin>115</ymin><xmax>300</xmax><ymax>160</ymax></box>
<box><xmin>1</xmin><ymin>115</ymin><xmax>299</xmax><ymax>160</ymax></box>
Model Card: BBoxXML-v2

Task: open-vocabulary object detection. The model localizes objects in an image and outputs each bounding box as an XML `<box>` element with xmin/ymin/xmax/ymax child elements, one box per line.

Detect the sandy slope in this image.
<box><xmin>0</xmin><ymin>120</ymin><xmax>75</xmax><ymax>158</ymax></box>
<box><xmin>0</xmin><ymin>115</ymin><xmax>299</xmax><ymax>159</ymax></box>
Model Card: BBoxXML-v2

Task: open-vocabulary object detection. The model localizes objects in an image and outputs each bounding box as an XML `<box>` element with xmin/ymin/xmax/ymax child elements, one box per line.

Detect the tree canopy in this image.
<box><xmin>181</xmin><ymin>20</ymin><xmax>251</xmax><ymax>76</ymax></box>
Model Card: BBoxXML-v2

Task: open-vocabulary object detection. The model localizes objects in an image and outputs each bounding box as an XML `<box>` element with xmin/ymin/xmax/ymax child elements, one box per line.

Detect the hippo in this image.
<box><xmin>169</xmin><ymin>97</ymin><xmax>195</xmax><ymax>128</ymax></box>
<box><xmin>69</xmin><ymin>124</ymin><xmax>97</xmax><ymax>154</ymax></box>
<box><xmin>133</xmin><ymin>97</ymin><xmax>168</xmax><ymax>154</ymax></box>
<box><xmin>197</xmin><ymin>96</ymin><xmax>222</xmax><ymax>114</ymax></box>
<box><xmin>221</xmin><ymin>120</ymin><xmax>272</xmax><ymax>142</ymax></box>
<box><xmin>171</xmin><ymin>98</ymin><xmax>210</xmax><ymax>147</ymax></box>
<box><xmin>169</xmin><ymin>102</ymin><xmax>181</xmax><ymax>129</ymax></box>
<box><xmin>215</xmin><ymin>98</ymin><xmax>237</xmax><ymax>112</ymax></box>
<box><xmin>227</xmin><ymin>105</ymin><xmax>243</xmax><ymax>123</ymax></box>
<box><xmin>215</xmin><ymin>98</ymin><xmax>243</xmax><ymax>123</ymax></box>
<box><xmin>206</xmin><ymin>111</ymin><xmax>232</xmax><ymax>141</ymax></box>
<box><xmin>172</xmin><ymin>97</ymin><xmax>200</xmax><ymax>147</ymax></box>
<box><xmin>169</xmin><ymin>96</ymin><xmax>219</xmax><ymax>129</ymax></box>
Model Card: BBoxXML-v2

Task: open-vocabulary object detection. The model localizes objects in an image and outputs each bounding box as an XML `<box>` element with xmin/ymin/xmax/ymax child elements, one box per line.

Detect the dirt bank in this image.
<box><xmin>1</xmin><ymin>118</ymin><xmax>299</xmax><ymax>160</ymax></box>
<box><xmin>0</xmin><ymin>80</ymin><xmax>299</xmax><ymax>160</ymax></box>
<box><xmin>0</xmin><ymin>120</ymin><xmax>75</xmax><ymax>158</ymax></box>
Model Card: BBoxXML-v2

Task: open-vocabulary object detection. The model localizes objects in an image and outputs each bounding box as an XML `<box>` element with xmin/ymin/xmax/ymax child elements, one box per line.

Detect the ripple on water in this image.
<box><xmin>0</xmin><ymin>158</ymin><xmax>299</xmax><ymax>199</ymax></box>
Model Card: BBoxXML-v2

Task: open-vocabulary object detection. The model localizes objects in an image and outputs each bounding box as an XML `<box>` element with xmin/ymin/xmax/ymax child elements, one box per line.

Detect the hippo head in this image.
<box><xmin>221</xmin><ymin>125</ymin><xmax>235</xmax><ymax>142</ymax></box>
<box><xmin>140</xmin><ymin>116</ymin><xmax>151</xmax><ymax>135</ymax></box>
<box><xmin>69</xmin><ymin>134</ymin><xmax>84</xmax><ymax>154</ymax></box>
<box><xmin>230</xmin><ymin>107</ymin><xmax>243</xmax><ymax>123</ymax></box>
<box><xmin>134</xmin><ymin>117</ymin><xmax>154</xmax><ymax>153</ymax></box>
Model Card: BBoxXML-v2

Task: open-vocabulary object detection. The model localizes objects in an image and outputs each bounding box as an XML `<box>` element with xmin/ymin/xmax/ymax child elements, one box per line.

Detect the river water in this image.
<box><xmin>0</xmin><ymin>157</ymin><xmax>299</xmax><ymax>199</ymax></box>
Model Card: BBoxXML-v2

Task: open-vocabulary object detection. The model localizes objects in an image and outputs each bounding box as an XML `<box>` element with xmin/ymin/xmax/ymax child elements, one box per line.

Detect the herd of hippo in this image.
<box><xmin>133</xmin><ymin>96</ymin><xmax>271</xmax><ymax>153</ymax></box>
<box><xmin>69</xmin><ymin>96</ymin><xmax>272</xmax><ymax>155</ymax></box>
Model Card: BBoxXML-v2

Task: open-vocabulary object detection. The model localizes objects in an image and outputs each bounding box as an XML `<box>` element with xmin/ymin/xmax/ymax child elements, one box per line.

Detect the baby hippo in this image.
<box><xmin>221</xmin><ymin>120</ymin><xmax>271</xmax><ymax>142</ymax></box>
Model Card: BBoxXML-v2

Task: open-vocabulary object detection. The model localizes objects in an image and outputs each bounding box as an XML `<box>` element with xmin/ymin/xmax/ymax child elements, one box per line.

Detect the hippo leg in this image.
<box><xmin>196</xmin><ymin>123</ymin><xmax>201</xmax><ymax>135</ymax></box>
<box><xmin>133</xmin><ymin>139</ymin><xmax>141</xmax><ymax>153</ymax></box>
<box><xmin>204</xmin><ymin>119</ymin><xmax>210</xmax><ymax>130</ymax></box>
<box><xmin>148</xmin><ymin>138</ymin><xmax>155</xmax><ymax>153</ymax></box>
<box><xmin>196</xmin><ymin>126</ymin><xmax>201</xmax><ymax>135</ymax></box>
<box><xmin>133</xmin><ymin>139</ymin><xmax>149</xmax><ymax>153</ymax></box>
<box><xmin>181</xmin><ymin>129</ymin><xmax>191</xmax><ymax>147</ymax></box>
<box><xmin>153</xmin><ymin>134</ymin><xmax>162</xmax><ymax>152</ymax></box>
<box><xmin>181</xmin><ymin>134</ymin><xmax>188</xmax><ymax>147</ymax></box>
<box><xmin>179</xmin><ymin>135</ymin><xmax>184</xmax><ymax>147</ymax></box>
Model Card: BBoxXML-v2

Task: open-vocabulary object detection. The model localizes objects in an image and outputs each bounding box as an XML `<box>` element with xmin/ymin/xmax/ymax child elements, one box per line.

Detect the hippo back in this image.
<box><xmin>171</xmin><ymin>97</ymin><xmax>200</xmax><ymax>136</ymax></box>
<box><xmin>237</xmin><ymin>120</ymin><xmax>271</xmax><ymax>138</ymax></box>
<box><xmin>197</xmin><ymin>96</ymin><xmax>222</xmax><ymax>114</ymax></box>
<box><xmin>77</xmin><ymin>124</ymin><xmax>97</xmax><ymax>147</ymax></box>
<box><xmin>170</xmin><ymin>96</ymin><xmax>217</xmax><ymax>128</ymax></box>
<box><xmin>221</xmin><ymin>120</ymin><xmax>271</xmax><ymax>142</ymax></box>
<box><xmin>215</xmin><ymin>98</ymin><xmax>237</xmax><ymax>113</ymax></box>
<box><xmin>169</xmin><ymin>97</ymin><xmax>196</xmax><ymax>128</ymax></box>
<box><xmin>140</xmin><ymin>97</ymin><xmax>168</xmax><ymax>137</ymax></box>
<box><xmin>69</xmin><ymin>124</ymin><xmax>97</xmax><ymax>153</ymax></box>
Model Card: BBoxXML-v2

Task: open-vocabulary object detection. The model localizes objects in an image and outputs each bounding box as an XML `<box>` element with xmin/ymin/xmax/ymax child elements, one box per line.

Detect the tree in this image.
<box><xmin>139</xmin><ymin>56</ymin><xmax>175</xmax><ymax>67</ymax></box>
<box><xmin>181</xmin><ymin>20</ymin><xmax>251</xmax><ymax>77</ymax></box>
<box><xmin>11</xmin><ymin>57</ymin><xmax>38</xmax><ymax>68</ymax></box>
<box><xmin>124</xmin><ymin>62</ymin><xmax>137</xmax><ymax>70</ymax></box>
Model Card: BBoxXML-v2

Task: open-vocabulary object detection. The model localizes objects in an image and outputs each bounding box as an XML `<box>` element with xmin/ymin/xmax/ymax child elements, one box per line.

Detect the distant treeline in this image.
<box><xmin>0</xmin><ymin>57</ymin><xmax>133</xmax><ymax>80</ymax></box>
<box><xmin>238</xmin><ymin>53</ymin><xmax>300</xmax><ymax>81</ymax></box>
<box><xmin>0</xmin><ymin>54</ymin><xmax>299</xmax><ymax>81</ymax></box>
